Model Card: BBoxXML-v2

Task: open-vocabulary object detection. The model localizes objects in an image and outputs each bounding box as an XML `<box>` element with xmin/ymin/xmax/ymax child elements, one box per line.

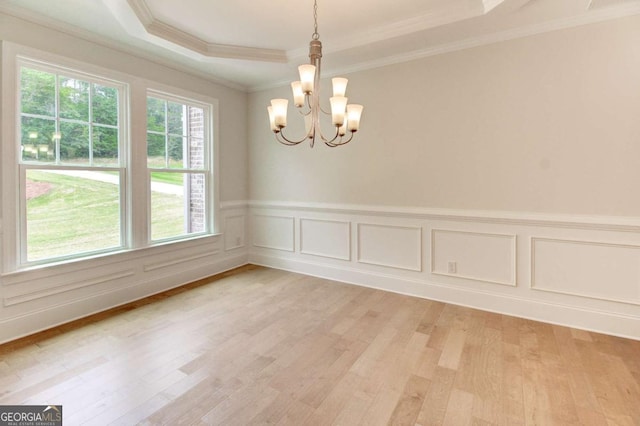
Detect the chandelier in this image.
<box><xmin>267</xmin><ymin>0</ymin><xmax>363</xmax><ymax>148</ymax></box>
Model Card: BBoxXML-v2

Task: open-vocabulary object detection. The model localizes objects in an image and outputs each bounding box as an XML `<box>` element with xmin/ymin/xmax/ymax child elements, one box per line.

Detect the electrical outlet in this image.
<box><xmin>447</xmin><ymin>261</ymin><xmax>457</xmax><ymax>274</ymax></box>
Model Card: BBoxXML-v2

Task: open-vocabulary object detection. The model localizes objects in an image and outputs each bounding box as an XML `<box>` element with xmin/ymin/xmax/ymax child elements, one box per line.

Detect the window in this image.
<box><xmin>146</xmin><ymin>93</ymin><xmax>212</xmax><ymax>241</ymax></box>
<box><xmin>18</xmin><ymin>62</ymin><xmax>125</xmax><ymax>263</ymax></box>
<box><xmin>8</xmin><ymin>50</ymin><xmax>217</xmax><ymax>269</ymax></box>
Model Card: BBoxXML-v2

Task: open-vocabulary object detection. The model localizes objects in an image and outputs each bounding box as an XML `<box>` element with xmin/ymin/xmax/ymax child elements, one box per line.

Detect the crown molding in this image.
<box><xmin>483</xmin><ymin>0</ymin><xmax>508</xmax><ymax>13</ymax></box>
<box><xmin>126</xmin><ymin>0</ymin><xmax>153</xmax><ymax>25</ymax></box>
<box><xmin>250</xmin><ymin>1</ymin><xmax>640</xmax><ymax>92</ymax></box>
<box><xmin>124</xmin><ymin>0</ymin><xmax>287</xmax><ymax>63</ymax></box>
<box><xmin>285</xmin><ymin>0</ymin><xmax>527</xmax><ymax>61</ymax></box>
<box><xmin>287</xmin><ymin>1</ymin><xmax>494</xmax><ymax>60</ymax></box>
<box><xmin>0</xmin><ymin>4</ymin><xmax>248</xmax><ymax>92</ymax></box>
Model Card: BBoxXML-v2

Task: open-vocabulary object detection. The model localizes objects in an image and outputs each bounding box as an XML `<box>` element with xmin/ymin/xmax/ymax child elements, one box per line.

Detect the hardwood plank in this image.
<box><xmin>570</xmin><ymin>328</ymin><xmax>594</xmax><ymax>342</ymax></box>
<box><xmin>358</xmin><ymin>387</ymin><xmax>401</xmax><ymax>426</ymax></box>
<box><xmin>388</xmin><ymin>374</ymin><xmax>431</xmax><ymax>425</ymax></box>
<box><xmin>415</xmin><ymin>301</ymin><xmax>446</xmax><ymax>335</ymax></box>
<box><xmin>576</xmin><ymin>408</ymin><xmax>609</xmax><ymax>426</ymax></box>
<box><xmin>331</xmin><ymin>393</ymin><xmax>372</xmax><ymax>426</ymax></box>
<box><xmin>414</xmin><ymin>346</ymin><xmax>441</xmax><ymax>380</ymax></box>
<box><xmin>438</xmin><ymin>327</ymin><xmax>467</xmax><ymax>370</ymax></box>
<box><xmin>416</xmin><ymin>366</ymin><xmax>457</xmax><ymax>425</ymax></box>
<box><xmin>501</xmin><ymin>342</ymin><xmax>525</xmax><ymax>424</ymax></box>
<box><xmin>312</xmin><ymin>371</ymin><xmax>368</xmax><ymax>424</ymax></box>
<box><xmin>274</xmin><ymin>399</ymin><xmax>315</xmax><ymax>425</ymax></box>
<box><xmin>299</xmin><ymin>339</ymin><xmax>368</xmax><ymax>409</ymax></box>
<box><xmin>442</xmin><ymin>388</ymin><xmax>474</xmax><ymax>426</ymax></box>
<box><xmin>426</xmin><ymin>324</ymin><xmax>450</xmax><ymax>351</ymax></box>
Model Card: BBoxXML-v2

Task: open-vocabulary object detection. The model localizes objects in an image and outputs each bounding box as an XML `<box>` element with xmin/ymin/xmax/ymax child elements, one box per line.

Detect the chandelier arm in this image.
<box><xmin>325</xmin><ymin>131</ymin><xmax>355</xmax><ymax>147</ymax></box>
<box><xmin>304</xmin><ymin>94</ymin><xmax>313</xmax><ymax>111</ymax></box>
<box><xmin>318</xmin><ymin>125</ymin><xmax>340</xmax><ymax>144</ymax></box>
<box><xmin>275</xmin><ymin>130</ymin><xmax>307</xmax><ymax>146</ymax></box>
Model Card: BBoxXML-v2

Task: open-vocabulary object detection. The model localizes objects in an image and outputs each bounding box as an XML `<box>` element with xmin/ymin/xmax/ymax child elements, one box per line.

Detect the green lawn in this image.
<box><xmin>150</xmin><ymin>171</ymin><xmax>183</xmax><ymax>185</ymax></box>
<box><xmin>26</xmin><ymin>171</ymin><xmax>184</xmax><ymax>261</ymax></box>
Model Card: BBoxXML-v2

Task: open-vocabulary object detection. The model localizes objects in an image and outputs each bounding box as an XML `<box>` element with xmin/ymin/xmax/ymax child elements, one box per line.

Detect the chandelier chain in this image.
<box><xmin>312</xmin><ymin>0</ymin><xmax>319</xmax><ymax>40</ymax></box>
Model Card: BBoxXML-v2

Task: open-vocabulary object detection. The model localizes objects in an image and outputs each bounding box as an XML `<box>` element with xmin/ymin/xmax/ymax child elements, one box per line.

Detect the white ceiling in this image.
<box><xmin>1</xmin><ymin>0</ymin><xmax>640</xmax><ymax>91</ymax></box>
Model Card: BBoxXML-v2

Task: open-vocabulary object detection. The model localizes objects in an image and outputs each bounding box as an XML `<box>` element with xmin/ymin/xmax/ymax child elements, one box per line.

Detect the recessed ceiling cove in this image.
<box><xmin>104</xmin><ymin>0</ymin><xmax>514</xmax><ymax>62</ymax></box>
<box><xmin>1</xmin><ymin>0</ymin><xmax>640</xmax><ymax>89</ymax></box>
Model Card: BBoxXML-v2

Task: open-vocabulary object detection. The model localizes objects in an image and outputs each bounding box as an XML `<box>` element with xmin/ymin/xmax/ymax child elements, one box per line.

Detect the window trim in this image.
<box><xmin>1</xmin><ymin>42</ymin><xmax>220</xmax><ymax>273</ymax></box>
<box><xmin>145</xmin><ymin>89</ymin><xmax>216</xmax><ymax>243</ymax></box>
<box><xmin>16</xmin><ymin>58</ymin><xmax>129</xmax><ymax>266</ymax></box>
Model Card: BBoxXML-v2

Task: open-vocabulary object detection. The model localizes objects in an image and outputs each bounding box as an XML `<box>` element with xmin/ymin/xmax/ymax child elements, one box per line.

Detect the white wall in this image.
<box><xmin>0</xmin><ymin>13</ymin><xmax>249</xmax><ymax>343</ymax></box>
<box><xmin>249</xmin><ymin>15</ymin><xmax>640</xmax><ymax>216</ymax></box>
<box><xmin>248</xmin><ymin>15</ymin><xmax>640</xmax><ymax>339</ymax></box>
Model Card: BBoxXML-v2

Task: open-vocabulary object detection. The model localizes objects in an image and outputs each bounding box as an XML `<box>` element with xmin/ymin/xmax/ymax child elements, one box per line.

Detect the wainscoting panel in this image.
<box><xmin>3</xmin><ymin>269</ymin><xmax>136</xmax><ymax>307</ymax></box>
<box><xmin>431</xmin><ymin>229</ymin><xmax>516</xmax><ymax>286</ymax></box>
<box><xmin>531</xmin><ymin>237</ymin><xmax>640</xmax><ymax>305</ymax></box>
<box><xmin>357</xmin><ymin>223</ymin><xmax>422</xmax><ymax>271</ymax></box>
<box><xmin>252</xmin><ymin>215</ymin><xmax>295</xmax><ymax>252</ymax></box>
<box><xmin>300</xmin><ymin>218</ymin><xmax>350</xmax><ymax>261</ymax></box>
<box><xmin>249</xmin><ymin>201</ymin><xmax>640</xmax><ymax>340</ymax></box>
<box><xmin>224</xmin><ymin>214</ymin><xmax>246</xmax><ymax>251</ymax></box>
<box><xmin>143</xmin><ymin>250</ymin><xmax>222</xmax><ymax>273</ymax></box>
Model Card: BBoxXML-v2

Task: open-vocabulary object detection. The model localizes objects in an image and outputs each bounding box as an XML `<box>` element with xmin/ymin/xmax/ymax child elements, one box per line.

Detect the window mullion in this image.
<box><xmin>88</xmin><ymin>83</ymin><xmax>94</xmax><ymax>166</ymax></box>
<box><xmin>129</xmin><ymin>82</ymin><xmax>150</xmax><ymax>249</ymax></box>
<box><xmin>18</xmin><ymin>165</ymin><xmax>28</xmax><ymax>264</ymax></box>
<box><xmin>54</xmin><ymin>73</ymin><xmax>60</xmax><ymax>164</ymax></box>
<box><xmin>164</xmin><ymin>100</ymin><xmax>169</xmax><ymax>168</ymax></box>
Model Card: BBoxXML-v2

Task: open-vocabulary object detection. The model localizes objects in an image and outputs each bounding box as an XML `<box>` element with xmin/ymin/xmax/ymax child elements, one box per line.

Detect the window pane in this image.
<box><xmin>147</xmin><ymin>97</ymin><xmax>165</xmax><ymax>132</ymax></box>
<box><xmin>93</xmin><ymin>84</ymin><xmax>118</xmax><ymax>126</ymax></box>
<box><xmin>59</xmin><ymin>77</ymin><xmax>89</xmax><ymax>121</ymax></box>
<box><xmin>93</xmin><ymin>126</ymin><xmax>119</xmax><ymax>165</ymax></box>
<box><xmin>21</xmin><ymin>68</ymin><xmax>55</xmax><ymax>117</ymax></box>
<box><xmin>189</xmin><ymin>137</ymin><xmax>205</xmax><ymax>169</ymax></box>
<box><xmin>168</xmin><ymin>136</ymin><xmax>185</xmax><ymax>168</ymax></box>
<box><xmin>147</xmin><ymin>133</ymin><xmax>166</xmax><ymax>167</ymax></box>
<box><xmin>168</xmin><ymin>101</ymin><xmax>185</xmax><ymax>135</ymax></box>
<box><xmin>60</xmin><ymin>121</ymin><xmax>90</xmax><ymax>164</ymax></box>
<box><xmin>21</xmin><ymin>116</ymin><xmax>55</xmax><ymax>162</ymax></box>
<box><xmin>150</xmin><ymin>172</ymin><xmax>205</xmax><ymax>241</ymax></box>
<box><xmin>189</xmin><ymin>107</ymin><xmax>205</xmax><ymax>139</ymax></box>
<box><xmin>26</xmin><ymin>169</ymin><xmax>121</xmax><ymax>261</ymax></box>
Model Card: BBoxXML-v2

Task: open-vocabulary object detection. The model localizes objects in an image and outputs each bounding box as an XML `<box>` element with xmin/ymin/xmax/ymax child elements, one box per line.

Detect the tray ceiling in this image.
<box><xmin>1</xmin><ymin>0</ymin><xmax>639</xmax><ymax>90</ymax></box>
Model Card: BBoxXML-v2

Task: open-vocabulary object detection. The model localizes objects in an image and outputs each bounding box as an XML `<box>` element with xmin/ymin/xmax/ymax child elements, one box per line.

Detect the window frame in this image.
<box><xmin>145</xmin><ymin>89</ymin><xmax>216</xmax><ymax>243</ymax></box>
<box><xmin>16</xmin><ymin>58</ymin><xmax>129</xmax><ymax>266</ymax></box>
<box><xmin>1</xmin><ymin>42</ymin><xmax>220</xmax><ymax>273</ymax></box>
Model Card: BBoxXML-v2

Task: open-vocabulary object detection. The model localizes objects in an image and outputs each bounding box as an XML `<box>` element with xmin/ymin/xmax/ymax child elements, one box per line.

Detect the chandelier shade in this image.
<box><xmin>267</xmin><ymin>0</ymin><xmax>363</xmax><ymax>148</ymax></box>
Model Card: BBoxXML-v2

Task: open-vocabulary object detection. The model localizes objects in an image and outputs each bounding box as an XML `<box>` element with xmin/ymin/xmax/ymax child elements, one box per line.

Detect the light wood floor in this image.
<box><xmin>1</xmin><ymin>265</ymin><xmax>639</xmax><ymax>425</ymax></box>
